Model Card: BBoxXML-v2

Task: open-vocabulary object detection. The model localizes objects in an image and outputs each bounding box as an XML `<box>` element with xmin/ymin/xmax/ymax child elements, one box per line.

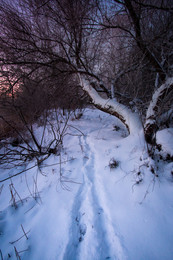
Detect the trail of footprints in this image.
<box><xmin>63</xmin><ymin>136</ymin><xmax>126</xmax><ymax>260</ymax></box>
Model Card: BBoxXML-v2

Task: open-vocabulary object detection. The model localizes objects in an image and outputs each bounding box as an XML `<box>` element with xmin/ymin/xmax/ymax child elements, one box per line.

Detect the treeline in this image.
<box><xmin>0</xmin><ymin>0</ymin><xmax>173</xmax><ymax>142</ymax></box>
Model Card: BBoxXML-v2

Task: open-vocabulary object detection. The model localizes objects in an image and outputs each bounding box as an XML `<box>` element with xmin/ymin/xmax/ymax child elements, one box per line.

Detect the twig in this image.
<box><xmin>21</xmin><ymin>224</ymin><xmax>28</xmax><ymax>240</ymax></box>
<box><xmin>10</xmin><ymin>230</ymin><xmax>31</xmax><ymax>244</ymax></box>
<box><xmin>14</xmin><ymin>246</ymin><xmax>21</xmax><ymax>260</ymax></box>
<box><xmin>0</xmin><ymin>164</ymin><xmax>38</xmax><ymax>183</ymax></box>
<box><xmin>32</xmin><ymin>174</ymin><xmax>42</xmax><ymax>203</ymax></box>
<box><xmin>139</xmin><ymin>175</ymin><xmax>157</xmax><ymax>204</ymax></box>
<box><xmin>10</xmin><ymin>182</ymin><xmax>23</xmax><ymax>205</ymax></box>
<box><xmin>67</xmin><ymin>124</ymin><xmax>85</xmax><ymax>136</ymax></box>
<box><xmin>24</xmin><ymin>204</ymin><xmax>36</xmax><ymax>214</ymax></box>
<box><xmin>0</xmin><ymin>157</ymin><xmax>75</xmax><ymax>184</ymax></box>
<box><xmin>25</xmin><ymin>174</ymin><xmax>34</xmax><ymax>200</ymax></box>
<box><xmin>9</xmin><ymin>184</ymin><xmax>17</xmax><ymax>208</ymax></box>
<box><xmin>18</xmin><ymin>248</ymin><xmax>29</xmax><ymax>254</ymax></box>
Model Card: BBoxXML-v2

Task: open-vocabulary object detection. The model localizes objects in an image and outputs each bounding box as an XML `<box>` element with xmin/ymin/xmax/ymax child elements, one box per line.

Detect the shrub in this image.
<box><xmin>109</xmin><ymin>158</ymin><xmax>119</xmax><ymax>169</ymax></box>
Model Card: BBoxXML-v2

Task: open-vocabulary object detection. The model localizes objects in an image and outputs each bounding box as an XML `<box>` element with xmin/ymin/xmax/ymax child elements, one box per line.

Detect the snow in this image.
<box><xmin>156</xmin><ymin>128</ymin><xmax>173</xmax><ymax>156</ymax></box>
<box><xmin>0</xmin><ymin>108</ymin><xmax>173</xmax><ymax>260</ymax></box>
<box><xmin>145</xmin><ymin>77</ymin><xmax>173</xmax><ymax>126</ymax></box>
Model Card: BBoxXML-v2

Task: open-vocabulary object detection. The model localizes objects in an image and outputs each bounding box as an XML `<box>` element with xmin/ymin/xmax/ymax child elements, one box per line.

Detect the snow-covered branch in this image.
<box><xmin>145</xmin><ymin>77</ymin><xmax>173</xmax><ymax>142</ymax></box>
<box><xmin>145</xmin><ymin>77</ymin><xmax>173</xmax><ymax>125</ymax></box>
<box><xmin>78</xmin><ymin>75</ymin><xmax>143</xmax><ymax>136</ymax></box>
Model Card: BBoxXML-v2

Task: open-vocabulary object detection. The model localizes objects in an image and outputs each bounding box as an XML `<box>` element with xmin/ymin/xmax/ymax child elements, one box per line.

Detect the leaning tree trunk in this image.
<box><xmin>78</xmin><ymin>74</ymin><xmax>150</xmax><ymax>166</ymax></box>
<box><xmin>79</xmin><ymin>75</ymin><xmax>173</xmax><ymax>149</ymax></box>
<box><xmin>77</xmin><ymin>75</ymin><xmax>173</xmax><ymax>178</ymax></box>
<box><xmin>144</xmin><ymin>77</ymin><xmax>173</xmax><ymax>143</ymax></box>
<box><xmin>78</xmin><ymin>75</ymin><xmax>144</xmax><ymax>136</ymax></box>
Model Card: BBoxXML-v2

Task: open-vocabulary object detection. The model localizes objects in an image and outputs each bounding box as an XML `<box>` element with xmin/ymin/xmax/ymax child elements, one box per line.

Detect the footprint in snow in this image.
<box><xmin>79</xmin><ymin>223</ymin><xmax>87</xmax><ymax>242</ymax></box>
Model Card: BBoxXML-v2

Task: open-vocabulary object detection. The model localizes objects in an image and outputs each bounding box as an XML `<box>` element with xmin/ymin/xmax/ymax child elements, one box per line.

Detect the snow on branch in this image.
<box><xmin>145</xmin><ymin>77</ymin><xmax>173</xmax><ymax>143</ymax></box>
<box><xmin>145</xmin><ymin>77</ymin><xmax>173</xmax><ymax>127</ymax></box>
<box><xmin>78</xmin><ymin>74</ymin><xmax>143</xmax><ymax>136</ymax></box>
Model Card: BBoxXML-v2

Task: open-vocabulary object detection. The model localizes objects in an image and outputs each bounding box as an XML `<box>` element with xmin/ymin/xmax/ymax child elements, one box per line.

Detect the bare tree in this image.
<box><xmin>0</xmin><ymin>0</ymin><xmax>173</xmax><ymax>165</ymax></box>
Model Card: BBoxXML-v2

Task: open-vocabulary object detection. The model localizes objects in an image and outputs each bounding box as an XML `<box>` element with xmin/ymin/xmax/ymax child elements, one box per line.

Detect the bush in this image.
<box><xmin>109</xmin><ymin>158</ymin><xmax>119</xmax><ymax>169</ymax></box>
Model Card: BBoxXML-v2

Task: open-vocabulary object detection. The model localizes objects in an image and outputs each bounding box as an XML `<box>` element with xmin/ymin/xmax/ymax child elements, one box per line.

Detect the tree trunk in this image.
<box><xmin>78</xmin><ymin>75</ymin><xmax>144</xmax><ymax>136</ymax></box>
<box><xmin>79</xmin><ymin>75</ymin><xmax>173</xmax><ymax>160</ymax></box>
<box><xmin>144</xmin><ymin>77</ymin><xmax>173</xmax><ymax>143</ymax></box>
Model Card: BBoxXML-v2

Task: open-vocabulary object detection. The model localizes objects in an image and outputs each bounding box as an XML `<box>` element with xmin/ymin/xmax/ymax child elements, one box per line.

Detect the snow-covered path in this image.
<box><xmin>63</xmin><ymin>135</ymin><xmax>126</xmax><ymax>260</ymax></box>
<box><xmin>1</xmin><ymin>108</ymin><xmax>173</xmax><ymax>260</ymax></box>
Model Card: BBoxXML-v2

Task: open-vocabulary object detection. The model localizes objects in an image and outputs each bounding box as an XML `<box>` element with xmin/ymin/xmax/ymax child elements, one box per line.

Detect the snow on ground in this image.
<box><xmin>156</xmin><ymin>128</ymin><xmax>173</xmax><ymax>157</ymax></box>
<box><xmin>0</xmin><ymin>108</ymin><xmax>173</xmax><ymax>260</ymax></box>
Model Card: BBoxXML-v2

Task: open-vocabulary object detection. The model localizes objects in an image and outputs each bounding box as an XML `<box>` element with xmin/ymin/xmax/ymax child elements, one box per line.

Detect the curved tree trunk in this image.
<box><xmin>79</xmin><ymin>75</ymin><xmax>173</xmax><ymax>151</ymax></box>
<box><xmin>78</xmin><ymin>75</ymin><xmax>144</xmax><ymax>136</ymax></box>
